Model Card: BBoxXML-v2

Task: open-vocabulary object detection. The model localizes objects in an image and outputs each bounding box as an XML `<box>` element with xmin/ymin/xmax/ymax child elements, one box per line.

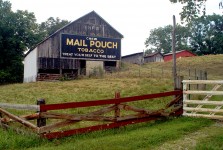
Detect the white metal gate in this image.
<box><xmin>183</xmin><ymin>80</ymin><xmax>223</xmax><ymax>120</ymax></box>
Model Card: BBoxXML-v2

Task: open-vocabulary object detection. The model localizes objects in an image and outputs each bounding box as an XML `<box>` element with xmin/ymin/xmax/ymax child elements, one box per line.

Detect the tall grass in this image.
<box><xmin>0</xmin><ymin>54</ymin><xmax>222</xmax><ymax>149</ymax></box>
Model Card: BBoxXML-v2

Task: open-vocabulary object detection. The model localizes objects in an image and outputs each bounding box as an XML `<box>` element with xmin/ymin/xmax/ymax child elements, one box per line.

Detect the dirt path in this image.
<box><xmin>156</xmin><ymin>122</ymin><xmax>223</xmax><ymax>150</ymax></box>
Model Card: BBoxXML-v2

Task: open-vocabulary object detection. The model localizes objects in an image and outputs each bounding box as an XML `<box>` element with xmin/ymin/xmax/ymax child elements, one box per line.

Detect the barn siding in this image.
<box><xmin>164</xmin><ymin>50</ymin><xmax>196</xmax><ymax>62</ymax></box>
<box><xmin>24</xmin><ymin>48</ymin><xmax>38</xmax><ymax>82</ymax></box>
<box><xmin>38</xmin><ymin>57</ymin><xmax>79</xmax><ymax>69</ymax></box>
<box><xmin>144</xmin><ymin>53</ymin><xmax>163</xmax><ymax>63</ymax></box>
<box><xmin>122</xmin><ymin>53</ymin><xmax>143</xmax><ymax>64</ymax></box>
<box><xmin>37</xmin><ymin>11</ymin><xmax>122</xmax><ymax>69</ymax></box>
<box><xmin>24</xmin><ymin>11</ymin><xmax>123</xmax><ymax>82</ymax></box>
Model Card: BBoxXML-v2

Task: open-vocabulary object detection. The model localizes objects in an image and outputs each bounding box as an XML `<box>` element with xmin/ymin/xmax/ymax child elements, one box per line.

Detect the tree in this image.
<box><xmin>0</xmin><ymin>0</ymin><xmax>71</xmax><ymax>84</ymax></box>
<box><xmin>0</xmin><ymin>0</ymin><xmax>40</xmax><ymax>84</ymax></box>
<box><xmin>144</xmin><ymin>25</ymin><xmax>191</xmax><ymax>54</ymax></box>
<box><xmin>189</xmin><ymin>14</ymin><xmax>223</xmax><ymax>55</ymax></box>
<box><xmin>169</xmin><ymin>0</ymin><xmax>206</xmax><ymax>22</ymax></box>
<box><xmin>39</xmin><ymin>17</ymin><xmax>70</xmax><ymax>38</ymax></box>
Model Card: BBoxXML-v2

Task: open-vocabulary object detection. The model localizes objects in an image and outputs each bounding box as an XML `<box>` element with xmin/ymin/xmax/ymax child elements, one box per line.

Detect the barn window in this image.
<box><xmin>104</xmin><ymin>61</ymin><xmax>116</xmax><ymax>72</ymax></box>
<box><xmin>89</xmin><ymin>18</ymin><xmax>96</xmax><ymax>24</ymax></box>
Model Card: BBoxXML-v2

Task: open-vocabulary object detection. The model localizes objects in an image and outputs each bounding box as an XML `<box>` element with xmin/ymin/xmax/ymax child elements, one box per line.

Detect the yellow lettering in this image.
<box><xmin>101</xmin><ymin>41</ymin><xmax>107</xmax><ymax>48</ymax></box>
<box><xmin>95</xmin><ymin>41</ymin><xmax>101</xmax><ymax>48</ymax></box>
<box><xmin>107</xmin><ymin>42</ymin><xmax>112</xmax><ymax>48</ymax></box>
<box><xmin>66</xmin><ymin>38</ymin><xmax>74</xmax><ymax>45</ymax></box>
<box><xmin>89</xmin><ymin>40</ymin><xmax>118</xmax><ymax>49</ymax></box>
<box><xmin>74</xmin><ymin>39</ymin><xmax>80</xmax><ymax>46</ymax></box>
<box><xmin>90</xmin><ymin>41</ymin><xmax>95</xmax><ymax>47</ymax></box>
<box><xmin>83</xmin><ymin>40</ymin><xmax>87</xmax><ymax>47</ymax></box>
<box><xmin>113</xmin><ymin>42</ymin><xmax>118</xmax><ymax>49</ymax></box>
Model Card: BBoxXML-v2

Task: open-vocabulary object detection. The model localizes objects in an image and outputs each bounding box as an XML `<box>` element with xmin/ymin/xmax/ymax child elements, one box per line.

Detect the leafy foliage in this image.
<box><xmin>39</xmin><ymin>17</ymin><xmax>70</xmax><ymax>38</ymax></box>
<box><xmin>189</xmin><ymin>14</ymin><xmax>223</xmax><ymax>55</ymax></box>
<box><xmin>0</xmin><ymin>0</ymin><xmax>41</xmax><ymax>84</ymax></box>
<box><xmin>145</xmin><ymin>14</ymin><xmax>223</xmax><ymax>56</ymax></box>
<box><xmin>169</xmin><ymin>0</ymin><xmax>206</xmax><ymax>22</ymax></box>
<box><xmin>145</xmin><ymin>25</ymin><xmax>191</xmax><ymax>54</ymax></box>
<box><xmin>0</xmin><ymin>0</ymin><xmax>70</xmax><ymax>84</ymax></box>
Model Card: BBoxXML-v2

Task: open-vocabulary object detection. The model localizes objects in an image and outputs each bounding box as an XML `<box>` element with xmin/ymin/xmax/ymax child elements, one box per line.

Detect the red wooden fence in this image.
<box><xmin>0</xmin><ymin>90</ymin><xmax>183</xmax><ymax>139</ymax></box>
<box><xmin>39</xmin><ymin>90</ymin><xmax>183</xmax><ymax>139</ymax></box>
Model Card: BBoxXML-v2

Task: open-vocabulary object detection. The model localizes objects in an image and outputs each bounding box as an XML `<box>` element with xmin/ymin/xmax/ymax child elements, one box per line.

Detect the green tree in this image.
<box><xmin>39</xmin><ymin>17</ymin><xmax>70</xmax><ymax>38</ymax></box>
<box><xmin>145</xmin><ymin>25</ymin><xmax>191</xmax><ymax>54</ymax></box>
<box><xmin>169</xmin><ymin>0</ymin><xmax>206</xmax><ymax>22</ymax></box>
<box><xmin>0</xmin><ymin>0</ymin><xmax>70</xmax><ymax>84</ymax></box>
<box><xmin>189</xmin><ymin>14</ymin><xmax>223</xmax><ymax>55</ymax></box>
<box><xmin>0</xmin><ymin>0</ymin><xmax>40</xmax><ymax>84</ymax></box>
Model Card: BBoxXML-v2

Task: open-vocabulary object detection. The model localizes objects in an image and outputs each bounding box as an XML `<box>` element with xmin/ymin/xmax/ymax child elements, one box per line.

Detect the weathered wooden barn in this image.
<box><xmin>122</xmin><ymin>52</ymin><xmax>163</xmax><ymax>64</ymax></box>
<box><xmin>144</xmin><ymin>52</ymin><xmax>163</xmax><ymax>63</ymax></box>
<box><xmin>121</xmin><ymin>52</ymin><xmax>144</xmax><ymax>65</ymax></box>
<box><xmin>164</xmin><ymin>50</ymin><xmax>196</xmax><ymax>62</ymax></box>
<box><xmin>24</xmin><ymin>11</ymin><xmax>123</xmax><ymax>82</ymax></box>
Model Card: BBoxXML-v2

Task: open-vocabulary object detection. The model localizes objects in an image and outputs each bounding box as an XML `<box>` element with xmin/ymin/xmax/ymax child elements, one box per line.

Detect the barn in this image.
<box><xmin>121</xmin><ymin>52</ymin><xmax>144</xmax><ymax>65</ymax></box>
<box><xmin>164</xmin><ymin>50</ymin><xmax>196</xmax><ymax>62</ymax></box>
<box><xmin>122</xmin><ymin>52</ymin><xmax>164</xmax><ymax>64</ymax></box>
<box><xmin>23</xmin><ymin>11</ymin><xmax>123</xmax><ymax>82</ymax></box>
<box><xmin>144</xmin><ymin>52</ymin><xmax>163</xmax><ymax>63</ymax></box>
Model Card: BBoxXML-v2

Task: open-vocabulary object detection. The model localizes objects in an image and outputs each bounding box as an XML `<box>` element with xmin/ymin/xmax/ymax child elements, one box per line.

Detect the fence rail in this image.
<box><xmin>183</xmin><ymin>80</ymin><xmax>223</xmax><ymax>120</ymax></box>
<box><xmin>0</xmin><ymin>103</ymin><xmax>39</xmax><ymax>111</ymax></box>
<box><xmin>0</xmin><ymin>90</ymin><xmax>183</xmax><ymax>139</ymax></box>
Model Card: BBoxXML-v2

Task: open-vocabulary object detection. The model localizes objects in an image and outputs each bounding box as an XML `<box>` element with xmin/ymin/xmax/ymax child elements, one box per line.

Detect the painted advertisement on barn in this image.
<box><xmin>61</xmin><ymin>34</ymin><xmax>121</xmax><ymax>60</ymax></box>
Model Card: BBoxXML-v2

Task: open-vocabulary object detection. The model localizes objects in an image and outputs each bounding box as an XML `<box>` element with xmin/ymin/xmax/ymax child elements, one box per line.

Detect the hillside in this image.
<box><xmin>0</xmin><ymin>54</ymin><xmax>223</xmax><ymax>149</ymax></box>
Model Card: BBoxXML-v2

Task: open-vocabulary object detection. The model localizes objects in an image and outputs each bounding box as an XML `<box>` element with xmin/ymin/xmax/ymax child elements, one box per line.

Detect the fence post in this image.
<box><xmin>188</xmin><ymin>68</ymin><xmax>191</xmax><ymax>100</ymax></box>
<box><xmin>37</xmin><ymin>99</ymin><xmax>46</xmax><ymax>127</ymax></box>
<box><xmin>115</xmin><ymin>92</ymin><xmax>120</xmax><ymax>122</ymax></box>
<box><xmin>204</xmin><ymin>71</ymin><xmax>207</xmax><ymax>80</ymax></box>
<box><xmin>175</xmin><ymin>76</ymin><xmax>184</xmax><ymax>107</ymax></box>
<box><xmin>176</xmin><ymin>76</ymin><xmax>183</xmax><ymax>90</ymax></box>
<box><xmin>183</xmin><ymin>81</ymin><xmax>188</xmax><ymax>115</ymax></box>
<box><xmin>195</xmin><ymin>68</ymin><xmax>197</xmax><ymax>80</ymax></box>
<box><xmin>162</xmin><ymin>67</ymin><xmax>164</xmax><ymax>78</ymax></box>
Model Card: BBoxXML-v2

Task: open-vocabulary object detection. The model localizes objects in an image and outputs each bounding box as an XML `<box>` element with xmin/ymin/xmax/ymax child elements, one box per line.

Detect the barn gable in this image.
<box><xmin>37</xmin><ymin>11</ymin><xmax>123</xmax><ymax>59</ymax></box>
<box><xmin>144</xmin><ymin>52</ymin><xmax>163</xmax><ymax>63</ymax></box>
<box><xmin>122</xmin><ymin>52</ymin><xmax>144</xmax><ymax>65</ymax></box>
<box><xmin>24</xmin><ymin>11</ymin><xmax>123</xmax><ymax>82</ymax></box>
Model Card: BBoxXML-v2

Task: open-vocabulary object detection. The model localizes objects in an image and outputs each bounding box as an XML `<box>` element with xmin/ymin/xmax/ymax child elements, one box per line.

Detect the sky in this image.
<box><xmin>8</xmin><ymin>0</ymin><xmax>222</xmax><ymax>56</ymax></box>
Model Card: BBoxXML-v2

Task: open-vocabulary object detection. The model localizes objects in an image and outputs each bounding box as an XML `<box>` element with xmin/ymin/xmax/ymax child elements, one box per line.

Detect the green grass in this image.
<box><xmin>0</xmin><ymin>78</ymin><xmax>173</xmax><ymax>105</ymax></box>
<box><xmin>0</xmin><ymin>128</ymin><xmax>47</xmax><ymax>150</ymax></box>
<box><xmin>0</xmin><ymin>117</ymin><xmax>213</xmax><ymax>150</ymax></box>
<box><xmin>196</xmin><ymin>135</ymin><xmax>223</xmax><ymax>150</ymax></box>
<box><xmin>0</xmin><ymin>54</ymin><xmax>223</xmax><ymax>149</ymax></box>
<box><xmin>195</xmin><ymin>126</ymin><xmax>223</xmax><ymax>150</ymax></box>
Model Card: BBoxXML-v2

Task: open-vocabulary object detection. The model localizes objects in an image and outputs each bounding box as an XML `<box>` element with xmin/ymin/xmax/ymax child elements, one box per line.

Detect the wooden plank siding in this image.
<box><xmin>144</xmin><ymin>52</ymin><xmax>163</xmax><ymax>63</ymax></box>
<box><xmin>37</xmin><ymin>11</ymin><xmax>123</xmax><ymax>60</ymax></box>
<box><xmin>121</xmin><ymin>52</ymin><xmax>144</xmax><ymax>65</ymax></box>
<box><xmin>24</xmin><ymin>11</ymin><xmax>123</xmax><ymax>82</ymax></box>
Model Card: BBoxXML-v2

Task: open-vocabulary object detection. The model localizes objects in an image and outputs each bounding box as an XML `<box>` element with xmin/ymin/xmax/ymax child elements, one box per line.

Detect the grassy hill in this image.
<box><xmin>0</xmin><ymin>54</ymin><xmax>223</xmax><ymax>149</ymax></box>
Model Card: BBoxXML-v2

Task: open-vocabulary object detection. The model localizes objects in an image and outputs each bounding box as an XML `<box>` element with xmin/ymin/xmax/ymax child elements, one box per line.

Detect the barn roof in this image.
<box><xmin>25</xmin><ymin>11</ymin><xmax>123</xmax><ymax>57</ymax></box>
<box><xmin>164</xmin><ymin>50</ymin><xmax>196</xmax><ymax>56</ymax></box>
<box><xmin>144</xmin><ymin>52</ymin><xmax>163</xmax><ymax>58</ymax></box>
<box><xmin>122</xmin><ymin>52</ymin><xmax>143</xmax><ymax>58</ymax></box>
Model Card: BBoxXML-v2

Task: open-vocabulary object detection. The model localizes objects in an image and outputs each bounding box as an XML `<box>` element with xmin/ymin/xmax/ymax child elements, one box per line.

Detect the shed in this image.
<box><xmin>164</xmin><ymin>50</ymin><xmax>196</xmax><ymax>62</ymax></box>
<box><xmin>121</xmin><ymin>52</ymin><xmax>144</xmax><ymax>65</ymax></box>
<box><xmin>24</xmin><ymin>11</ymin><xmax>123</xmax><ymax>82</ymax></box>
<box><xmin>144</xmin><ymin>52</ymin><xmax>163</xmax><ymax>63</ymax></box>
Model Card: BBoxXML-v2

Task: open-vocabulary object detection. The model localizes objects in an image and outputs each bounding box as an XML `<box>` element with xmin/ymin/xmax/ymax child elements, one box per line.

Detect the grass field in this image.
<box><xmin>0</xmin><ymin>54</ymin><xmax>223</xmax><ymax>149</ymax></box>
